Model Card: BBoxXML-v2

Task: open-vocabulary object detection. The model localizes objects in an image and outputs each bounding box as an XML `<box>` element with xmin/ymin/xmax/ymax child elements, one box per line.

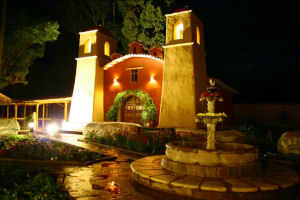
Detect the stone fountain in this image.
<box><xmin>196</xmin><ymin>79</ymin><xmax>227</xmax><ymax>150</ymax></box>
<box><xmin>131</xmin><ymin>79</ymin><xmax>299</xmax><ymax>199</ymax></box>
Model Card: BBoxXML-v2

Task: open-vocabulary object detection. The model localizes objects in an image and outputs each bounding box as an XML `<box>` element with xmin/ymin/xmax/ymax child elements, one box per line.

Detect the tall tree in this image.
<box><xmin>57</xmin><ymin>0</ymin><xmax>111</xmax><ymax>36</ymax></box>
<box><xmin>119</xmin><ymin>0</ymin><xmax>166</xmax><ymax>49</ymax></box>
<box><xmin>0</xmin><ymin>0</ymin><xmax>7</xmax><ymax>78</ymax></box>
<box><xmin>0</xmin><ymin>2</ymin><xmax>59</xmax><ymax>89</ymax></box>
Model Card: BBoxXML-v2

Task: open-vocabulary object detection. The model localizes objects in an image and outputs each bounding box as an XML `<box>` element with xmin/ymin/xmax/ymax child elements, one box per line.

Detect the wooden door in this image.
<box><xmin>122</xmin><ymin>95</ymin><xmax>143</xmax><ymax>124</ymax></box>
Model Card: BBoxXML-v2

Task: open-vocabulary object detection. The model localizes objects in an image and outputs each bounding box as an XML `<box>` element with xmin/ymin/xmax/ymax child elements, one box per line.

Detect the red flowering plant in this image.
<box><xmin>200</xmin><ymin>79</ymin><xmax>223</xmax><ymax>102</ymax></box>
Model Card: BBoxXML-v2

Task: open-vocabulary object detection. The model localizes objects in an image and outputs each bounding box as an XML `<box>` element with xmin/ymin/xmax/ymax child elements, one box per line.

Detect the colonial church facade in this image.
<box><xmin>67</xmin><ymin>8</ymin><xmax>235</xmax><ymax>130</ymax></box>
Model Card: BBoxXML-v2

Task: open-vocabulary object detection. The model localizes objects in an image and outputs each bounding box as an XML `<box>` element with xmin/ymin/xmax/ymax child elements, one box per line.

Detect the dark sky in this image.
<box><xmin>3</xmin><ymin>0</ymin><xmax>300</xmax><ymax>103</ymax></box>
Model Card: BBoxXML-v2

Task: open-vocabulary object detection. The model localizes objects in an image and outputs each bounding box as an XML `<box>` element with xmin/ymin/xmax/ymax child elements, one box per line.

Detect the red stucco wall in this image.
<box><xmin>103</xmin><ymin>57</ymin><xmax>163</xmax><ymax>124</ymax></box>
<box><xmin>129</xmin><ymin>42</ymin><xmax>144</xmax><ymax>54</ymax></box>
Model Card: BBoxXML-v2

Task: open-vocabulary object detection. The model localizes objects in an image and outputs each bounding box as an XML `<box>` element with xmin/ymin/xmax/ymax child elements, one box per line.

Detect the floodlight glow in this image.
<box><xmin>47</xmin><ymin>123</ymin><xmax>58</xmax><ymax>136</ymax></box>
<box><xmin>28</xmin><ymin>122</ymin><xmax>34</xmax><ymax>128</ymax></box>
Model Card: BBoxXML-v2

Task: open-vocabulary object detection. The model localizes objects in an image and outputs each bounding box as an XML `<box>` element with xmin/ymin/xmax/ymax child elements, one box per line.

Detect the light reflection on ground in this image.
<box><xmin>36</xmin><ymin>132</ymin><xmax>300</xmax><ymax>200</ymax></box>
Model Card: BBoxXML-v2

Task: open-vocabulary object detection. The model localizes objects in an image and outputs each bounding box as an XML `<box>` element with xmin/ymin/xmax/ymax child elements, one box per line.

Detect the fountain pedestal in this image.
<box><xmin>207</xmin><ymin>123</ymin><xmax>216</xmax><ymax>149</ymax></box>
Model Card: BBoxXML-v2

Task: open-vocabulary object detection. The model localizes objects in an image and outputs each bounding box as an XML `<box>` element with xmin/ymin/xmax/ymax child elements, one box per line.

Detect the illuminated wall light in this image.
<box><xmin>150</xmin><ymin>75</ymin><xmax>156</xmax><ymax>83</ymax></box>
<box><xmin>113</xmin><ymin>77</ymin><xmax>119</xmax><ymax>85</ymax></box>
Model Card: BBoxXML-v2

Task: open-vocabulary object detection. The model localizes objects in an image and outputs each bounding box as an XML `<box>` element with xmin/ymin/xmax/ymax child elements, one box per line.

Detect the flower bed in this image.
<box><xmin>0</xmin><ymin>135</ymin><xmax>103</xmax><ymax>162</ymax></box>
<box><xmin>0</xmin><ymin>163</ymin><xmax>67</xmax><ymax>200</ymax></box>
<box><xmin>87</xmin><ymin>128</ymin><xmax>207</xmax><ymax>153</ymax></box>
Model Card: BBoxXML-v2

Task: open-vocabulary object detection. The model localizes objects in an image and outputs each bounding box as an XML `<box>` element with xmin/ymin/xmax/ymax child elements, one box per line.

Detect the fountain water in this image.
<box><xmin>131</xmin><ymin>79</ymin><xmax>299</xmax><ymax>199</ymax></box>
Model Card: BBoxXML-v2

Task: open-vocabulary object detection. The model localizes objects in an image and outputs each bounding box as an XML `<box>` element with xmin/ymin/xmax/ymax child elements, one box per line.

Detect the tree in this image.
<box><xmin>0</xmin><ymin>3</ymin><xmax>59</xmax><ymax>89</ymax></box>
<box><xmin>119</xmin><ymin>0</ymin><xmax>166</xmax><ymax>49</ymax></box>
<box><xmin>57</xmin><ymin>0</ymin><xmax>111</xmax><ymax>36</ymax></box>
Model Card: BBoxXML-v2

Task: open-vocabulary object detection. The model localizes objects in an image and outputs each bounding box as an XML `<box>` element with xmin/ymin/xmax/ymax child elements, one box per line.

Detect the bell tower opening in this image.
<box><xmin>196</xmin><ymin>26</ymin><xmax>200</xmax><ymax>45</ymax></box>
<box><xmin>174</xmin><ymin>21</ymin><xmax>183</xmax><ymax>40</ymax></box>
<box><xmin>84</xmin><ymin>39</ymin><xmax>91</xmax><ymax>53</ymax></box>
<box><xmin>104</xmin><ymin>41</ymin><xmax>110</xmax><ymax>56</ymax></box>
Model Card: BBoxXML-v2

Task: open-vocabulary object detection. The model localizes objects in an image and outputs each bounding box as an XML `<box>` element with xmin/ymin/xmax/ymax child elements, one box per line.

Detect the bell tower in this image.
<box><xmin>159</xmin><ymin>9</ymin><xmax>207</xmax><ymax>128</ymax></box>
<box><xmin>67</xmin><ymin>27</ymin><xmax>116</xmax><ymax>129</ymax></box>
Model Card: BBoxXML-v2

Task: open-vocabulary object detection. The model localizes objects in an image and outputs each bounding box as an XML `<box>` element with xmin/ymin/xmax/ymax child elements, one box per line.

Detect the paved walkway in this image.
<box><xmin>39</xmin><ymin>133</ymin><xmax>160</xmax><ymax>200</ymax></box>
<box><xmin>38</xmin><ymin>133</ymin><xmax>300</xmax><ymax>200</ymax></box>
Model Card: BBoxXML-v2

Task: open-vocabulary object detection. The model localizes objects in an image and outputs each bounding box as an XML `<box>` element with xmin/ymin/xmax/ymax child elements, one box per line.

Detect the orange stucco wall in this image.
<box><xmin>103</xmin><ymin>57</ymin><xmax>163</xmax><ymax>124</ymax></box>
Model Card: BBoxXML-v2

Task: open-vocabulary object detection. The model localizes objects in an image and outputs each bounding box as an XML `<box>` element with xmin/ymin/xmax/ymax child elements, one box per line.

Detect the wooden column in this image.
<box><xmin>36</xmin><ymin>104</ymin><xmax>39</xmax><ymax>130</ymax></box>
<box><xmin>42</xmin><ymin>104</ymin><xmax>45</xmax><ymax>129</ymax></box>
<box><xmin>6</xmin><ymin>105</ymin><xmax>9</xmax><ymax>119</ymax></box>
<box><xmin>64</xmin><ymin>102</ymin><xmax>68</xmax><ymax>121</ymax></box>
<box><xmin>14</xmin><ymin>104</ymin><xmax>18</xmax><ymax>119</ymax></box>
<box><xmin>45</xmin><ymin>104</ymin><xmax>48</xmax><ymax>121</ymax></box>
<box><xmin>23</xmin><ymin>104</ymin><xmax>26</xmax><ymax>129</ymax></box>
<box><xmin>23</xmin><ymin>104</ymin><xmax>26</xmax><ymax>118</ymax></box>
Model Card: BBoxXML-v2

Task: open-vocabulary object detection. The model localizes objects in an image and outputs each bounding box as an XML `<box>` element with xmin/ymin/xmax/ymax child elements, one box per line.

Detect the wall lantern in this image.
<box><xmin>113</xmin><ymin>77</ymin><xmax>119</xmax><ymax>85</ymax></box>
<box><xmin>150</xmin><ymin>75</ymin><xmax>155</xmax><ymax>83</ymax></box>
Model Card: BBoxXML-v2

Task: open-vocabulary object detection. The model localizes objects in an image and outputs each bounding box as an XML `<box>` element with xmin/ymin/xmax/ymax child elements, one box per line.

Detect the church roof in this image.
<box><xmin>0</xmin><ymin>93</ymin><xmax>12</xmax><ymax>105</ymax></box>
<box><xmin>83</xmin><ymin>26</ymin><xmax>113</xmax><ymax>37</ymax></box>
<box><xmin>103</xmin><ymin>54</ymin><xmax>163</xmax><ymax>70</ymax></box>
<box><xmin>172</xmin><ymin>7</ymin><xmax>191</xmax><ymax>13</ymax></box>
<box><xmin>149</xmin><ymin>46</ymin><xmax>163</xmax><ymax>51</ymax></box>
<box><xmin>214</xmin><ymin>79</ymin><xmax>239</xmax><ymax>94</ymax></box>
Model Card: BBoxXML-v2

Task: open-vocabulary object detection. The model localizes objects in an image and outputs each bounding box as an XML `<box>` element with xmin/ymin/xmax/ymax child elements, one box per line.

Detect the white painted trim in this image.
<box><xmin>103</xmin><ymin>54</ymin><xmax>163</xmax><ymax>70</ymax></box>
<box><xmin>126</xmin><ymin>67</ymin><xmax>144</xmax><ymax>70</ymax></box>
<box><xmin>165</xmin><ymin>10</ymin><xmax>192</xmax><ymax>17</ymax></box>
<box><xmin>163</xmin><ymin>42</ymin><xmax>194</xmax><ymax>48</ymax></box>
<box><xmin>79</xmin><ymin>29</ymin><xmax>98</xmax><ymax>35</ymax></box>
<box><xmin>75</xmin><ymin>56</ymin><xmax>97</xmax><ymax>61</ymax></box>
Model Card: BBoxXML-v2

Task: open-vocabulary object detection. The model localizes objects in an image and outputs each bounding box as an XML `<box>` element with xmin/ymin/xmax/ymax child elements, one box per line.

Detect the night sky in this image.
<box><xmin>2</xmin><ymin>0</ymin><xmax>300</xmax><ymax>103</ymax></box>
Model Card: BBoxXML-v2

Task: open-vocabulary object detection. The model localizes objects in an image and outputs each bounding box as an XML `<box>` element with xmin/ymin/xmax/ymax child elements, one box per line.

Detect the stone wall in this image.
<box><xmin>0</xmin><ymin>119</ymin><xmax>20</xmax><ymax>136</ymax></box>
<box><xmin>83</xmin><ymin>122</ymin><xmax>140</xmax><ymax>139</ymax></box>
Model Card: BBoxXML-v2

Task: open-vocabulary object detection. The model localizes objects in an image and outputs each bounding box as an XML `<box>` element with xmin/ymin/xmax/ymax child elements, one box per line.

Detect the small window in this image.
<box><xmin>174</xmin><ymin>21</ymin><xmax>183</xmax><ymax>40</ymax></box>
<box><xmin>84</xmin><ymin>39</ymin><xmax>91</xmax><ymax>53</ymax></box>
<box><xmin>133</xmin><ymin>47</ymin><xmax>136</xmax><ymax>54</ymax></box>
<box><xmin>196</xmin><ymin>26</ymin><xmax>200</xmax><ymax>45</ymax></box>
<box><xmin>131</xmin><ymin>69</ymin><xmax>138</xmax><ymax>82</ymax></box>
<box><xmin>153</xmin><ymin>52</ymin><xmax>157</xmax><ymax>56</ymax></box>
<box><xmin>104</xmin><ymin>41</ymin><xmax>110</xmax><ymax>56</ymax></box>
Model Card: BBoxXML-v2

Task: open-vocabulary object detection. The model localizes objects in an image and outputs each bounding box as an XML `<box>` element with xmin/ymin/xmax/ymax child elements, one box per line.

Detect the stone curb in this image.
<box><xmin>0</xmin><ymin>156</ymin><xmax>116</xmax><ymax>166</ymax></box>
<box><xmin>78</xmin><ymin>138</ymin><xmax>155</xmax><ymax>157</ymax></box>
<box><xmin>267</xmin><ymin>158</ymin><xmax>300</xmax><ymax>167</ymax></box>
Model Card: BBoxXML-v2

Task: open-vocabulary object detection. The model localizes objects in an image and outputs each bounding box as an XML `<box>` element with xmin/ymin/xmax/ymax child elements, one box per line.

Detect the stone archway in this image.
<box><xmin>122</xmin><ymin>95</ymin><xmax>143</xmax><ymax>124</ymax></box>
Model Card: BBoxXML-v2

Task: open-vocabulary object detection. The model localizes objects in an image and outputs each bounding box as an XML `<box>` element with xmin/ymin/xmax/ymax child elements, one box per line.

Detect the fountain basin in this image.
<box><xmin>165</xmin><ymin>141</ymin><xmax>259</xmax><ymax>166</ymax></box>
<box><xmin>162</xmin><ymin>141</ymin><xmax>261</xmax><ymax>178</ymax></box>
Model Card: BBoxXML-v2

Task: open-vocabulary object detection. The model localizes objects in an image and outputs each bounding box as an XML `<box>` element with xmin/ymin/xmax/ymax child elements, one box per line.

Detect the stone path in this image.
<box><xmin>39</xmin><ymin>133</ymin><xmax>300</xmax><ymax>200</ymax></box>
<box><xmin>38</xmin><ymin>133</ymin><xmax>160</xmax><ymax>200</ymax></box>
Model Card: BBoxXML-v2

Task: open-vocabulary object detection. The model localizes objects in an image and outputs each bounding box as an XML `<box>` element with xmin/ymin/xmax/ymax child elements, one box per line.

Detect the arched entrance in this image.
<box><xmin>122</xmin><ymin>95</ymin><xmax>143</xmax><ymax>124</ymax></box>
